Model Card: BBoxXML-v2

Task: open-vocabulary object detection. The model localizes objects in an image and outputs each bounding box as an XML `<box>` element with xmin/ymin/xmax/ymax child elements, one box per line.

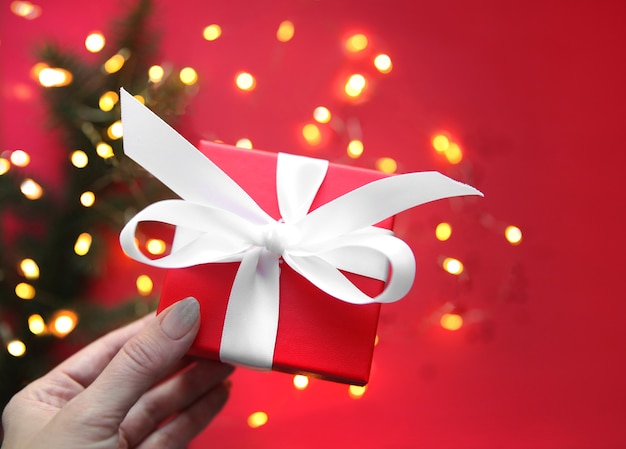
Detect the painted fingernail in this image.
<box><xmin>160</xmin><ymin>297</ymin><xmax>200</xmax><ymax>340</ymax></box>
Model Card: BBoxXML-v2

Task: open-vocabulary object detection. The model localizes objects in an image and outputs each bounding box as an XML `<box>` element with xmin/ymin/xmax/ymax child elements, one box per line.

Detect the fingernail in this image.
<box><xmin>160</xmin><ymin>297</ymin><xmax>200</xmax><ymax>340</ymax></box>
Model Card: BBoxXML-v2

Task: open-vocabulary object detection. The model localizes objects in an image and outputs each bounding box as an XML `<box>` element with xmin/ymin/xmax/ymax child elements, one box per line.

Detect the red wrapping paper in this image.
<box><xmin>158</xmin><ymin>141</ymin><xmax>394</xmax><ymax>385</ymax></box>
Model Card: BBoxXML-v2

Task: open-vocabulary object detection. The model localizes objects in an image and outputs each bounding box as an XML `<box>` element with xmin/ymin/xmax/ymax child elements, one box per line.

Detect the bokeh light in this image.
<box><xmin>435</xmin><ymin>222</ymin><xmax>452</xmax><ymax>241</ymax></box>
<box><xmin>19</xmin><ymin>258</ymin><xmax>40</xmax><ymax>279</ymax></box>
<box><xmin>7</xmin><ymin>340</ymin><xmax>26</xmax><ymax>357</ymax></box>
<box><xmin>38</xmin><ymin>68</ymin><xmax>73</xmax><ymax>87</ymax></box>
<box><xmin>444</xmin><ymin>142</ymin><xmax>463</xmax><ymax>164</ymax></box>
<box><xmin>107</xmin><ymin>121</ymin><xmax>123</xmax><ymax>140</ymax></box>
<box><xmin>442</xmin><ymin>257</ymin><xmax>464</xmax><ymax>275</ymax></box>
<box><xmin>348</xmin><ymin>384</ymin><xmax>367</xmax><ymax>398</ymax></box>
<box><xmin>247</xmin><ymin>411</ymin><xmax>269</xmax><ymax>428</ymax></box>
<box><xmin>179</xmin><ymin>67</ymin><xmax>198</xmax><ymax>85</ymax></box>
<box><xmin>432</xmin><ymin>134</ymin><xmax>450</xmax><ymax>153</ymax></box>
<box><xmin>203</xmin><ymin>24</ymin><xmax>222</xmax><ymax>41</ymax></box>
<box><xmin>505</xmin><ymin>225</ymin><xmax>523</xmax><ymax>245</ymax></box>
<box><xmin>10</xmin><ymin>1</ymin><xmax>41</xmax><ymax>19</ymax></box>
<box><xmin>276</xmin><ymin>20</ymin><xmax>295</xmax><ymax>42</ymax></box>
<box><xmin>148</xmin><ymin>65</ymin><xmax>165</xmax><ymax>83</ymax></box>
<box><xmin>20</xmin><ymin>179</ymin><xmax>43</xmax><ymax>200</ymax></box>
<box><xmin>50</xmin><ymin>310</ymin><xmax>78</xmax><ymax>337</ymax></box>
<box><xmin>74</xmin><ymin>233</ymin><xmax>92</xmax><ymax>256</ymax></box>
<box><xmin>70</xmin><ymin>150</ymin><xmax>88</xmax><ymax>168</ymax></box>
<box><xmin>28</xmin><ymin>314</ymin><xmax>46</xmax><ymax>335</ymax></box>
<box><xmin>80</xmin><ymin>191</ymin><xmax>96</xmax><ymax>207</ymax></box>
<box><xmin>0</xmin><ymin>158</ymin><xmax>10</xmax><ymax>175</ymax></box>
<box><xmin>15</xmin><ymin>282</ymin><xmax>35</xmax><ymax>300</ymax></box>
<box><xmin>10</xmin><ymin>150</ymin><xmax>30</xmax><ymax>167</ymax></box>
<box><xmin>345</xmin><ymin>33</ymin><xmax>368</xmax><ymax>52</ymax></box>
<box><xmin>440</xmin><ymin>313</ymin><xmax>463</xmax><ymax>331</ymax></box>
<box><xmin>136</xmin><ymin>274</ymin><xmax>153</xmax><ymax>296</ymax></box>
<box><xmin>374</xmin><ymin>54</ymin><xmax>393</xmax><ymax>73</ymax></box>
<box><xmin>376</xmin><ymin>157</ymin><xmax>397</xmax><ymax>174</ymax></box>
<box><xmin>293</xmin><ymin>375</ymin><xmax>309</xmax><ymax>390</ymax></box>
<box><xmin>99</xmin><ymin>91</ymin><xmax>118</xmax><ymax>112</ymax></box>
<box><xmin>347</xmin><ymin>140</ymin><xmax>364</xmax><ymax>158</ymax></box>
<box><xmin>235</xmin><ymin>138</ymin><xmax>253</xmax><ymax>149</ymax></box>
<box><xmin>85</xmin><ymin>32</ymin><xmax>106</xmax><ymax>52</ymax></box>
<box><xmin>302</xmin><ymin>123</ymin><xmax>322</xmax><ymax>146</ymax></box>
<box><xmin>235</xmin><ymin>72</ymin><xmax>256</xmax><ymax>91</ymax></box>
<box><xmin>146</xmin><ymin>238</ymin><xmax>166</xmax><ymax>255</ymax></box>
<box><xmin>313</xmin><ymin>106</ymin><xmax>331</xmax><ymax>123</ymax></box>
<box><xmin>103</xmin><ymin>54</ymin><xmax>125</xmax><ymax>74</ymax></box>
<box><xmin>344</xmin><ymin>73</ymin><xmax>367</xmax><ymax>98</ymax></box>
<box><xmin>96</xmin><ymin>142</ymin><xmax>114</xmax><ymax>159</ymax></box>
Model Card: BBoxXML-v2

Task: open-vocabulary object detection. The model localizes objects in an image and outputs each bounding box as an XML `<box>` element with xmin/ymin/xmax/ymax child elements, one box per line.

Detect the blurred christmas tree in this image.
<box><xmin>0</xmin><ymin>0</ymin><xmax>196</xmax><ymax>409</ymax></box>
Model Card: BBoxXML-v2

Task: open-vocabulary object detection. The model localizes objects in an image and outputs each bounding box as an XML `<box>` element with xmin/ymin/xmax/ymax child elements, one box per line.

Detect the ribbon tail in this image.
<box><xmin>220</xmin><ymin>248</ymin><xmax>280</xmax><ymax>369</ymax></box>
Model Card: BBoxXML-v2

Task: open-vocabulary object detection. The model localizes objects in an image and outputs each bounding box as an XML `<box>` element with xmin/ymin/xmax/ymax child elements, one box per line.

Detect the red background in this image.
<box><xmin>2</xmin><ymin>1</ymin><xmax>625</xmax><ymax>447</ymax></box>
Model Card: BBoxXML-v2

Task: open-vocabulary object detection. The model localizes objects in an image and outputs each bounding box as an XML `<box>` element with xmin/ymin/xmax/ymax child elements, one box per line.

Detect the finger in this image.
<box><xmin>121</xmin><ymin>360</ymin><xmax>234</xmax><ymax>447</ymax></box>
<box><xmin>137</xmin><ymin>382</ymin><xmax>231</xmax><ymax>449</ymax></box>
<box><xmin>63</xmin><ymin>297</ymin><xmax>201</xmax><ymax>434</ymax></box>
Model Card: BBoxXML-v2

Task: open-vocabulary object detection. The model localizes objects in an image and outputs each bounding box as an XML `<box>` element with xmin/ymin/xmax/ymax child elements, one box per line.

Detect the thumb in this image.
<box><xmin>65</xmin><ymin>297</ymin><xmax>201</xmax><ymax>434</ymax></box>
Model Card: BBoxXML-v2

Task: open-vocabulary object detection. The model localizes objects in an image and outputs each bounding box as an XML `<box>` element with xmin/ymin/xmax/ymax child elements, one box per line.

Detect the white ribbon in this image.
<box><xmin>118</xmin><ymin>89</ymin><xmax>483</xmax><ymax>369</ymax></box>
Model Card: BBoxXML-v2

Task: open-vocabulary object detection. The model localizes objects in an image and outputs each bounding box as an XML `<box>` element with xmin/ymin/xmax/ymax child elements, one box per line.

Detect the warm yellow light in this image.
<box><xmin>10</xmin><ymin>149</ymin><xmax>30</xmax><ymax>167</ymax></box>
<box><xmin>20</xmin><ymin>179</ymin><xmax>43</xmax><ymax>200</ymax></box>
<box><xmin>7</xmin><ymin>340</ymin><xmax>26</xmax><ymax>357</ymax></box>
<box><xmin>313</xmin><ymin>106</ymin><xmax>331</xmax><ymax>123</ymax></box>
<box><xmin>235</xmin><ymin>138</ymin><xmax>253</xmax><ymax>149</ymax></box>
<box><xmin>247</xmin><ymin>411</ymin><xmax>269</xmax><ymax>428</ymax></box>
<box><xmin>505</xmin><ymin>225</ymin><xmax>523</xmax><ymax>245</ymax></box>
<box><xmin>28</xmin><ymin>314</ymin><xmax>46</xmax><ymax>335</ymax></box>
<box><xmin>106</xmin><ymin>121</ymin><xmax>123</xmax><ymax>140</ymax></box>
<box><xmin>444</xmin><ymin>142</ymin><xmax>463</xmax><ymax>164</ymax></box>
<box><xmin>180</xmin><ymin>67</ymin><xmax>198</xmax><ymax>85</ymax></box>
<box><xmin>19</xmin><ymin>258</ymin><xmax>40</xmax><ymax>280</ymax></box>
<box><xmin>70</xmin><ymin>150</ymin><xmax>88</xmax><ymax>168</ymax></box>
<box><xmin>85</xmin><ymin>32</ymin><xmax>106</xmax><ymax>53</ymax></box>
<box><xmin>293</xmin><ymin>375</ymin><xmax>309</xmax><ymax>390</ymax></box>
<box><xmin>80</xmin><ymin>191</ymin><xmax>96</xmax><ymax>207</ymax></box>
<box><xmin>348</xmin><ymin>384</ymin><xmax>367</xmax><ymax>398</ymax></box>
<box><xmin>435</xmin><ymin>222</ymin><xmax>452</xmax><ymax>241</ymax></box>
<box><xmin>376</xmin><ymin>157</ymin><xmax>397</xmax><ymax>174</ymax></box>
<box><xmin>442</xmin><ymin>257</ymin><xmax>464</xmax><ymax>275</ymax></box>
<box><xmin>98</xmin><ymin>91</ymin><xmax>118</xmax><ymax>112</ymax></box>
<box><xmin>440</xmin><ymin>313</ymin><xmax>463</xmax><ymax>331</ymax></box>
<box><xmin>51</xmin><ymin>310</ymin><xmax>78</xmax><ymax>337</ymax></box>
<box><xmin>374</xmin><ymin>334</ymin><xmax>380</xmax><ymax>346</ymax></box>
<box><xmin>374</xmin><ymin>54</ymin><xmax>393</xmax><ymax>73</ymax></box>
<box><xmin>347</xmin><ymin>140</ymin><xmax>364</xmax><ymax>158</ymax></box>
<box><xmin>15</xmin><ymin>282</ymin><xmax>36</xmax><ymax>300</ymax></box>
<box><xmin>302</xmin><ymin>123</ymin><xmax>322</xmax><ymax>146</ymax></box>
<box><xmin>0</xmin><ymin>158</ymin><xmax>10</xmax><ymax>175</ymax></box>
<box><xmin>134</xmin><ymin>95</ymin><xmax>145</xmax><ymax>104</ymax></box>
<box><xmin>344</xmin><ymin>73</ymin><xmax>367</xmax><ymax>98</ymax></box>
<box><xmin>345</xmin><ymin>33</ymin><xmax>368</xmax><ymax>52</ymax></box>
<box><xmin>96</xmin><ymin>142</ymin><xmax>114</xmax><ymax>159</ymax></box>
<box><xmin>39</xmin><ymin>68</ymin><xmax>73</xmax><ymax>87</ymax></box>
<box><xmin>103</xmin><ymin>54</ymin><xmax>125</xmax><ymax>74</ymax></box>
<box><xmin>74</xmin><ymin>233</ymin><xmax>92</xmax><ymax>256</ymax></box>
<box><xmin>10</xmin><ymin>1</ymin><xmax>41</xmax><ymax>19</ymax></box>
<box><xmin>203</xmin><ymin>24</ymin><xmax>222</xmax><ymax>41</ymax></box>
<box><xmin>148</xmin><ymin>65</ymin><xmax>165</xmax><ymax>83</ymax></box>
<box><xmin>136</xmin><ymin>274</ymin><xmax>154</xmax><ymax>296</ymax></box>
<box><xmin>432</xmin><ymin>134</ymin><xmax>450</xmax><ymax>153</ymax></box>
<box><xmin>146</xmin><ymin>238</ymin><xmax>166</xmax><ymax>255</ymax></box>
<box><xmin>276</xmin><ymin>20</ymin><xmax>295</xmax><ymax>42</ymax></box>
<box><xmin>235</xmin><ymin>72</ymin><xmax>256</xmax><ymax>91</ymax></box>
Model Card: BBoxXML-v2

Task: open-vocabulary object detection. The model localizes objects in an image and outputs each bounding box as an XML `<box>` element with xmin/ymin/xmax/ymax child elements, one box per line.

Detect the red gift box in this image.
<box><xmin>158</xmin><ymin>141</ymin><xmax>394</xmax><ymax>386</ymax></box>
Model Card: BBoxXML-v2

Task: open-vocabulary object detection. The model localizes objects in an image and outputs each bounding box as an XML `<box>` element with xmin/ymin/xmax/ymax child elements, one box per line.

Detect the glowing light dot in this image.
<box><xmin>99</xmin><ymin>91</ymin><xmax>118</xmax><ymax>112</ymax></box>
<box><xmin>52</xmin><ymin>311</ymin><xmax>78</xmax><ymax>337</ymax></box>
<box><xmin>345</xmin><ymin>33</ymin><xmax>368</xmax><ymax>52</ymax></box>
<box><xmin>74</xmin><ymin>233</ymin><xmax>92</xmax><ymax>256</ymax></box>
<box><xmin>7</xmin><ymin>340</ymin><xmax>26</xmax><ymax>357</ymax></box>
<box><xmin>136</xmin><ymin>274</ymin><xmax>154</xmax><ymax>296</ymax></box>
<box><xmin>38</xmin><ymin>68</ymin><xmax>73</xmax><ymax>87</ymax></box>
<box><xmin>344</xmin><ymin>74</ymin><xmax>367</xmax><ymax>98</ymax></box>
<box><xmin>233</xmin><ymin>138</ymin><xmax>252</xmax><ymax>149</ymax></box>
<box><xmin>435</xmin><ymin>222</ymin><xmax>452</xmax><ymax>241</ymax></box>
<box><xmin>348</xmin><ymin>385</ymin><xmax>367</xmax><ymax>398</ymax></box>
<box><xmin>28</xmin><ymin>314</ymin><xmax>46</xmax><ymax>335</ymax></box>
<box><xmin>235</xmin><ymin>72</ymin><xmax>256</xmax><ymax>91</ymax></box>
<box><xmin>70</xmin><ymin>150</ymin><xmax>88</xmax><ymax>168</ymax></box>
<box><xmin>96</xmin><ymin>142</ymin><xmax>114</xmax><ymax>159</ymax></box>
<box><xmin>134</xmin><ymin>95</ymin><xmax>145</xmax><ymax>104</ymax></box>
<box><xmin>107</xmin><ymin>121</ymin><xmax>123</xmax><ymax>140</ymax></box>
<box><xmin>347</xmin><ymin>140</ymin><xmax>364</xmax><ymax>158</ymax></box>
<box><xmin>20</xmin><ymin>179</ymin><xmax>43</xmax><ymax>200</ymax></box>
<box><xmin>374</xmin><ymin>53</ymin><xmax>393</xmax><ymax>73</ymax></box>
<box><xmin>432</xmin><ymin>134</ymin><xmax>450</xmax><ymax>153</ymax></box>
<box><xmin>180</xmin><ymin>67</ymin><xmax>198</xmax><ymax>85</ymax></box>
<box><xmin>247</xmin><ymin>411</ymin><xmax>268</xmax><ymax>428</ymax></box>
<box><xmin>293</xmin><ymin>375</ymin><xmax>309</xmax><ymax>390</ymax></box>
<box><xmin>146</xmin><ymin>239</ymin><xmax>166</xmax><ymax>255</ymax></box>
<box><xmin>15</xmin><ymin>282</ymin><xmax>35</xmax><ymax>300</ymax></box>
<box><xmin>10</xmin><ymin>149</ymin><xmax>30</xmax><ymax>167</ymax></box>
<box><xmin>276</xmin><ymin>20</ymin><xmax>295</xmax><ymax>42</ymax></box>
<box><xmin>103</xmin><ymin>54</ymin><xmax>125</xmax><ymax>74</ymax></box>
<box><xmin>80</xmin><ymin>191</ymin><xmax>96</xmax><ymax>207</ymax></box>
<box><xmin>0</xmin><ymin>158</ymin><xmax>10</xmax><ymax>175</ymax></box>
<box><xmin>442</xmin><ymin>257</ymin><xmax>464</xmax><ymax>275</ymax></box>
<box><xmin>313</xmin><ymin>106</ymin><xmax>331</xmax><ymax>123</ymax></box>
<box><xmin>302</xmin><ymin>123</ymin><xmax>322</xmax><ymax>146</ymax></box>
<box><xmin>203</xmin><ymin>24</ymin><xmax>222</xmax><ymax>41</ymax></box>
<box><xmin>85</xmin><ymin>32</ymin><xmax>106</xmax><ymax>52</ymax></box>
<box><xmin>10</xmin><ymin>1</ymin><xmax>41</xmax><ymax>19</ymax></box>
<box><xmin>19</xmin><ymin>258</ymin><xmax>39</xmax><ymax>280</ymax></box>
<box><xmin>444</xmin><ymin>142</ymin><xmax>463</xmax><ymax>164</ymax></box>
<box><xmin>376</xmin><ymin>157</ymin><xmax>397</xmax><ymax>174</ymax></box>
<box><xmin>505</xmin><ymin>225</ymin><xmax>523</xmax><ymax>245</ymax></box>
<box><xmin>148</xmin><ymin>65</ymin><xmax>165</xmax><ymax>83</ymax></box>
<box><xmin>440</xmin><ymin>313</ymin><xmax>463</xmax><ymax>331</ymax></box>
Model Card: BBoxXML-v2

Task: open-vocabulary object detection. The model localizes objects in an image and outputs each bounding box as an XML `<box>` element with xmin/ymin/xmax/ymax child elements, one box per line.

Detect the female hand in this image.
<box><xmin>1</xmin><ymin>297</ymin><xmax>233</xmax><ymax>449</ymax></box>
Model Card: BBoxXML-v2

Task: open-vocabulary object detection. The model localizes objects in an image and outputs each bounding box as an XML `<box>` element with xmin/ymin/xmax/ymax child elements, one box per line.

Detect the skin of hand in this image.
<box><xmin>1</xmin><ymin>297</ymin><xmax>234</xmax><ymax>449</ymax></box>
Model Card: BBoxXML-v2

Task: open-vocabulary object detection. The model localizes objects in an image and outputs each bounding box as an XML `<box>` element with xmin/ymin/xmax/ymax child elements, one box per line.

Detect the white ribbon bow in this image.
<box><xmin>118</xmin><ymin>89</ymin><xmax>483</xmax><ymax>369</ymax></box>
